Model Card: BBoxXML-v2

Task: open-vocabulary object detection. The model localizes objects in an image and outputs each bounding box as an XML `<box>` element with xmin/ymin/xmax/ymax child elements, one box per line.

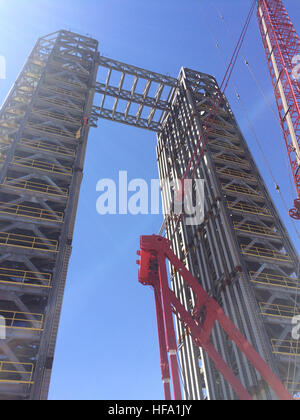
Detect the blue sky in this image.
<box><xmin>0</xmin><ymin>0</ymin><xmax>300</xmax><ymax>400</ymax></box>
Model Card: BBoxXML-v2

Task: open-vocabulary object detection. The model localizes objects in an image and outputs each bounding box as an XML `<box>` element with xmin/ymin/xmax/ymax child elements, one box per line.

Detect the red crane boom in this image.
<box><xmin>137</xmin><ymin>235</ymin><xmax>293</xmax><ymax>400</ymax></box>
<box><xmin>257</xmin><ymin>0</ymin><xmax>300</xmax><ymax>219</ymax></box>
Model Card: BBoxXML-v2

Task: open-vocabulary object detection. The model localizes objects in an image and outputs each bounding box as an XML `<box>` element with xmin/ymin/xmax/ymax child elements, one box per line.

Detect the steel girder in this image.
<box><xmin>156</xmin><ymin>67</ymin><xmax>300</xmax><ymax>400</ymax></box>
<box><xmin>0</xmin><ymin>30</ymin><xmax>98</xmax><ymax>400</ymax></box>
<box><xmin>92</xmin><ymin>55</ymin><xmax>179</xmax><ymax>132</ymax></box>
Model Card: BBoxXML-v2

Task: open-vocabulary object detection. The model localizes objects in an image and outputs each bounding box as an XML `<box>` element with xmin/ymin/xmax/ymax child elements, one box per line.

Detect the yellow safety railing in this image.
<box><xmin>197</xmin><ymin>103</ymin><xmax>228</xmax><ymax>117</ymax></box>
<box><xmin>259</xmin><ymin>302</ymin><xmax>300</xmax><ymax>319</ymax></box>
<box><xmin>18</xmin><ymin>85</ymin><xmax>34</xmax><ymax>93</ymax></box>
<box><xmin>223</xmin><ymin>184</ymin><xmax>263</xmax><ymax>199</ymax></box>
<box><xmin>43</xmin><ymin>85</ymin><xmax>84</xmax><ymax>100</ymax></box>
<box><xmin>217</xmin><ymin>167</ymin><xmax>257</xmax><ymax>182</ymax></box>
<box><xmin>0</xmin><ymin>309</ymin><xmax>43</xmax><ymax>331</ymax></box>
<box><xmin>51</xmin><ymin>77</ymin><xmax>87</xmax><ymax>91</ymax></box>
<box><xmin>209</xmin><ymin>128</ymin><xmax>240</xmax><ymax>143</ymax></box>
<box><xmin>2</xmin><ymin>177</ymin><xmax>68</xmax><ymax>197</ymax></box>
<box><xmin>12</xmin><ymin>157</ymin><xmax>72</xmax><ymax>176</ymax></box>
<box><xmin>250</xmin><ymin>272</ymin><xmax>300</xmax><ymax>290</ymax></box>
<box><xmin>227</xmin><ymin>201</ymin><xmax>272</xmax><ymax>217</ymax></box>
<box><xmin>0</xmin><ymin>120</ymin><xmax>19</xmax><ymax>130</ymax></box>
<box><xmin>0</xmin><ymin>201</ymin><xmax>64</xmax><ymax>222</ymax></box>
<box><xmin>284</xmin><ymin>381</ymin><xmax>300</xmax><ymax>394</ymax></box>
<box><xmin>25</xmin><ymin>71</ymin><xmax>41</xmax><ymax>80</ymax></box>
<box><xmin>0</xmin><ymin>361</ymin><xmax>34</xmax><ymax>384</ymax></box>
<box><xmin>13</xmin><ymin>95</ymin><xmax>30</xmax><ymax>105</ymax></box>
<box><xmin>233</xmin><ymin>221</ymin><xmax>280</xmax><ymax>238</ymax></box>
<box><xmin>0</xmin><ymin>137</ymin><xmax>12</xmax><ymax>146</ymax></box>
<box><xmin>26</xmin><ymin>122</ymin><xmax>76</xmax><ymax>139</ymax></box>
<box><xmin>0</xmin><ymin>231</ymin><xmax>58</xmax><ymax>252</ymax></box>
<box><xmin>59</xmin><ymin>51</ymin><xmax>90</xmax><ymax>65</ymax></box>
<box><xmin>213</xmin><ymin>153</ymin><xmax>250</xmax><ymax>168</ymax></box>
<box><xmin>210</xmin><ymin>140</ymin><xmax>243</xmax><ymax>153</ymax></box>
<box><xmin>271</xmin><ymin>339</ymin><xmax>300</xmax><ymax>357</ymax></box>
<box><xmin>38</xmin><ymin>95</ymin><xmax>84</xmax><ymax>111</ymax></box>
<box><xmin>19</xmin><ymin>138</ymin><xmax>75</xmax><ymax>157</ymax></box>
<box><xmin>0</xmin><ymin>266</ymin><xmax>51</xmax><ymax>288</ymax></box>
<box><xmin>32</xmin><ymin>109</ymin><xmax>81</xmax><ymax>126</ymax></box>
<box><xmin>241</xmin><ymin>245</ymin><xmax>292</xmax><ymax>262</ymax></box>
<box><xmin>214</xmin><ymin>119</ymin><xmax>236</xmax><ymax>129</ymax></box>
<box><xmin>30</xmin><ymin>57</ymin><xmax>46</xmax><ymax>67</ymax></box>
<box><xmin>7</xmin><ymin>108</ymin><xmax>26</xmax><ymax>117</ymax></box>
<box><xmin>52</xmin><ymin>59</ymin><xmax>88</xmax><ymax>77</ymax></box>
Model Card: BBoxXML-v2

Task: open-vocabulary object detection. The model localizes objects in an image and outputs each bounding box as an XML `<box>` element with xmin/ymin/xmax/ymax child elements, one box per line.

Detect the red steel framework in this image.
<box><xmin>257</xmin><ymin>0</ymin><xmax>300</xmax><ymax>219</ymax></box>
<box><xmin>137</xmin><ymin>235</ymin><xmax>294</xmax><ymax>400</ymax></box>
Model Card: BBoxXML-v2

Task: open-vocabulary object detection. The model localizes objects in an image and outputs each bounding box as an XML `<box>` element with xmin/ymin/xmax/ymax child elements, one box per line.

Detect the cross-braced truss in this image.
<box><xmin>92</xmin><ymin>55</ymin><xmax>179</xmax><ymax>132</ymax></box>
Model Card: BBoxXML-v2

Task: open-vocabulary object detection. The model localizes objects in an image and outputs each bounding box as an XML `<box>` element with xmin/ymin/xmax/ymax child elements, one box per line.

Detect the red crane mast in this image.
<box><xmin>257</xmin><ymin>0</ymin><xmax>300</xmax><ymax>219</ymax></box>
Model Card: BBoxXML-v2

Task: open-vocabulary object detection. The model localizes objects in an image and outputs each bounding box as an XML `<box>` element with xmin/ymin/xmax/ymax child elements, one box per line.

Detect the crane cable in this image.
<box><xmin>197</xmin><ymin>0</ymin><xmax>300</xmax><ymax>242</ymax></box>
<box><xmin>210</xmin><ymin>0</ymin><xmax>300</xmax><ymax>239</ymax></box>
<box><xmin>160</xmin><ymin>0</ymin><xmax>256</xmax><ymax>241</ymax></box>
<box><xmin>207</xmin><ymin>0</ymin><xmax>300</xmax><ymax>396</ymax></box>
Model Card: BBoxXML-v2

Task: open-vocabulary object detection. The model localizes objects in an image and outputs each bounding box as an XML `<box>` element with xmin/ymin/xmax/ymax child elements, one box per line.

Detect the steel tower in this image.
<box><xmin>0</xmin><ymin>28</ymin><xmax>299</xmax><ymax>400</ymax></box>
<box><xmin>157</xmin><ymin>68</ymin><xmax>300</xmax><ymax>399</ymax></box>
<box><xmin>0</xmin><ymin>30</ymin><xmax>98</xmax><ymax>400</ymax></box>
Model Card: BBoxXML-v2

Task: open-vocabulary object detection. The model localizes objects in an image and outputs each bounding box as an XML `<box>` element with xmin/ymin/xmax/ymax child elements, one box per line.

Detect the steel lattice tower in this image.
<box><xmin>0</xmin><ymin>28</ymin><xmax>299</xmax><ymax>400</ymax></box>
<box><xmin>157</xmin><ymin>68</ymin><xmax>300</xmax><ymax>399</ymax></box>
<box><xmin>0</xmin><ymin>30</ymin><xmax>98</xmax><ymax>400</ymax></box>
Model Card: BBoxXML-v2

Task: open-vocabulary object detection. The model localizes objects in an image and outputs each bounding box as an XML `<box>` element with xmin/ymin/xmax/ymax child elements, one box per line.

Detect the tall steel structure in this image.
<box><xmin>0</xmin><ymin>30</ymin><xmax>99</xmax><ymax>400</ymax></box>
<box><xmin>0</xmin><ymin>22</ymin><xmax>299</xmax><ymax>400</ymax></box>
<box><xmin>157</xmin><ymin>68</ymin><xmax>300</xmax><ymax>399</ymax></box>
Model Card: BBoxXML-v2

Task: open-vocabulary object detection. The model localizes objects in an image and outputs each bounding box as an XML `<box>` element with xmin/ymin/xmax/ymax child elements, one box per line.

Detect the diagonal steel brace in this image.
<box><xmin>137</xmin><ymin>235</ymin><xmax>293</xmax><ymax>401</ymax></box>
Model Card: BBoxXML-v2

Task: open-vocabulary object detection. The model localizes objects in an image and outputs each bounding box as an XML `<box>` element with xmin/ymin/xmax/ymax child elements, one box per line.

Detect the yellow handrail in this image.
<box><xmin>223</xmin><ymin>183</ymin><xmax>263</xmax><ymax>198</ymax></box>
<box><xmin>32</xmin><ymin>109</ymin><xmax>81</xmax><ymax>126</ymax></box>
<box><xmin>213</xmin><ymin>153</ymin><xmax>250</xmax><ymax>168</ymax></box>
<box><xmin>2</xmin><ymin>177</ymin><xmax>68</xmax><ymax>197</ymax></box>
<box><xmin>250</xmin><ymin>272</ymin><xmax>300</xmax><ymax>289</ymax></box>
<box><xmin>271</xmin><ymin>339</ymin><xmax>300</xmax><ymax>357</ymax></box>
<box><xmin>38</xmin><ymin>95</ymin><xmax>84</xmax><ymax>111</ymax></box>
<box><xmin>19</xmin><ymin>138</ymin><xmax>75</xmax><ymax>157</ymax></box>
<box><xmin>26</xmin><ymin>122</ymin><xmax>76</xmax><ymax>139</ymax></box>
<box><xmin>210</xmin><ymin>140</ymin><xmax>243</xmax><ymax>152</ymax></box>
<box><xmin>0</xmin><ymin>231</ymin><xmax>58</xmax><ymax>252</ymax></box>
<box><xmin>208</xmin><ymin>129</ymin><xmax>241</xmax><ymax>143</ymax></box>
<box><xmin>217</xmin><ymin>167</ymin><xmax>256</xmax><ymax>181</ymax></box>
<box><xmin>241</xmin><ymin>245</ymin><xmax>292</xmax><ymax>262</ymax></box>
<box><xmin>12</xmin><ymin>157</ymin><xmax>72</xmax><ymax>176</ymax></box>
<box><xmin>42</xmin><ymin>84</ymin><xmax>84</xmax><ymax>100</ymax></box>
<box><xmin>0</xmin><ymin>266</ymin><xmax>51</xmax><ymax>288</ymax></box>
<box><xmin>0</xmin><ymin>361</ymin><xmax>34</xmax><ymax>384</ymax></box>
<box><xmin>227</xmin><ymin>201</ymin><xmax>272</xmax><ymax>217</ymax></box>
<box><xmin>0</xmin><ymin>201</ymin><xmax>64</xmax><ymax>222</ymax></box>
<box><xmin>0</xmin><ymin>309</ymin><xmax>43</xmax><ymax>331</ymax></box>
<box><xmin>259</xmin><ymin>302</ymin><xmax>300</xmax><ymax>319</ymax></box>
<box><xmin>233</xmin><ymin>221</ymin><xmax>280</xmax><ymax>237</ymax></box>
